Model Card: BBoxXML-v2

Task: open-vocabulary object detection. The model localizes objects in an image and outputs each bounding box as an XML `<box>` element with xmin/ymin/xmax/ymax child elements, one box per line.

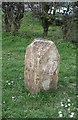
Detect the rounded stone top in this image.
<box><xmin>33</xmin><ymin>38</ymin><xmax>54</xmax><ymax>45</ymax></box>
<box><xmin>26</xmin><ymin>38</ymin><xmax>60</xmax><ymax>59</ymax></box>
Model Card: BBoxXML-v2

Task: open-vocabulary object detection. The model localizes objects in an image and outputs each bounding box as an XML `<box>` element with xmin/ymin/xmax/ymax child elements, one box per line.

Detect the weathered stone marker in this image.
<box><xmin>24</xmin><ymin>38</ymin><xmax>60</xmax><ymax>94</ymax></box>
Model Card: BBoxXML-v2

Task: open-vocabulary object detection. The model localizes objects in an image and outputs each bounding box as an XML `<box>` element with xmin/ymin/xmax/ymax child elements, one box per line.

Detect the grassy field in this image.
<box><xmin>2</xmin><ymin>12</ymin><xmax>76</xmax><ymax>118</ymax></box>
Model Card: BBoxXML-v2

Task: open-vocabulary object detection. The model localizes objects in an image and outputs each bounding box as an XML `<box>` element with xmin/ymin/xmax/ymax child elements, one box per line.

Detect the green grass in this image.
<box><xmin>2</xmin><ymin>12</ymin><xmax>76</xmax><ymax>118</ymax></box>
<box><xmin>0</xmin><ymin>10</ymin><xmax>2</xmax><ymax>118</ymax></box>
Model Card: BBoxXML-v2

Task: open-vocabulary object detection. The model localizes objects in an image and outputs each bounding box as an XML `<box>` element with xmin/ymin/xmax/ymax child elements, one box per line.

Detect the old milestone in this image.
<box><xmin>24</xmin><ymin>38</ymin><xmax>60</xmax><ymax>94</ymax></box>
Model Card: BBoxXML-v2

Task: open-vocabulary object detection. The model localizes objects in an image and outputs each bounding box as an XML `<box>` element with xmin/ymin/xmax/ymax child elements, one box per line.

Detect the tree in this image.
<box><xmin>29</xmin><ymin>2</ymin><xmax>77</xmax><ymax>42</ymax></box>
<box><xmin>62</xmin><ymin>2</ymin><xmax>78</xmax><ymax>43</ymax></box>
<box><xmin>74</xmin><ymin>1</ymin><xmax>78</xmax><ymax>43</ymax></box>
<box><xmin>2</xmin><ymin>2</ymin><xmax>24</xmax><ymax>34</ymax></box>
<box><xmin>28</xmin><ymin>2</ymin><xmax>60</xmax><ymax>36</ymax></box>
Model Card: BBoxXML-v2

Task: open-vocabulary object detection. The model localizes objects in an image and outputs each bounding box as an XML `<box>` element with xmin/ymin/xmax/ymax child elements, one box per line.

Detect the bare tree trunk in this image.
<box><xmin>2</xmin><ymin>2</ymin><xmax>13</xmax><ymax>32</ymax></box>
<box><xmin>41</xmin><ymin>3</ymin><xmax>49</xmax><ymax>36</ymax></box>
<box><xmin>12</xmin><ymin>3</ymin><xmax>24</xmax><ymax>34</ymax></box>
<box><xmin>62</xmin><ymin>2</ymin><xmax>78</xmax><ymax>43</ymax></box>
<box><xmin>2</xmin><ymin>2</ymin><xmax>24</xmax><ymax>34</ymax></box>
<box><xmin>74</xmin><ymin>2</ymin><xmax>78</xmax><ymax>42</ymax></box>
<box><xmin>42</xmin><ymin>18</ymin><xmax>49</xmax><ymax>36</ymax></box>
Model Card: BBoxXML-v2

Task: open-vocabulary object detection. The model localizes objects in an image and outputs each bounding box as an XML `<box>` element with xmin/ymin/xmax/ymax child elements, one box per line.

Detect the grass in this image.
<box><xmin>0</xmin><ymin>10</ymin><xmax>2</xmax><ymax>118</ymax></box>
<box><xmin>2</xmin><ymin>12</ymin><xmax>76</xmax><ymax>118</ymax></box>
